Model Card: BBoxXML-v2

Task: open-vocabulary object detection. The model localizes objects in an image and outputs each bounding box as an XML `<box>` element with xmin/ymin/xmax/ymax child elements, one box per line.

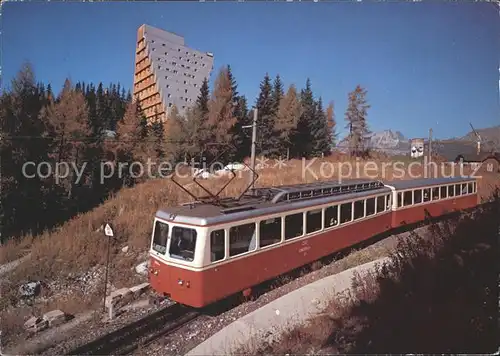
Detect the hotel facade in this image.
<box><xmin>133</xmin><ymin>24</ymin><xmax>214</xmax><ymax>122</ymax></box>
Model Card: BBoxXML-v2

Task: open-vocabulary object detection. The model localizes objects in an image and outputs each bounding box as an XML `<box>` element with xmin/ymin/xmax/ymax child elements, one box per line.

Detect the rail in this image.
<box><xmin>65</xmin><ymin>303</ymin><xmax>199</xmax><ymax>355</ymax></box>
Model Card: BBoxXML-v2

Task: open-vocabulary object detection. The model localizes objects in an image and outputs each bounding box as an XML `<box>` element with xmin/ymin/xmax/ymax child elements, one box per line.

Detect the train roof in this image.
<box><xmin>156</xmin><ymin>178</ymin><xmax>390</xmax><ymax>226</ymax></box>
<box><xmin>155</xmin><ymin>176</ymin><xmax>477</xmax><ymax>226</ymax></box>
<box><xmin>386</xmin><ymin>176</ymin><xmax>476</xmax><ymax>190</ymax></box>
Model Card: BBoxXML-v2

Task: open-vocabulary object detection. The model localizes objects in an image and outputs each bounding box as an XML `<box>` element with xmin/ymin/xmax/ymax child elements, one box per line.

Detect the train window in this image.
<box><xmin>376</xmin><ymin>196</ymin><xmax>385</xmax><ymax>213</ymax></box>
<box><xmin>306</xmin><ymin>209</ymin><xmax>322</xmax><ymax>233</ymax></box>
<box><xmin>386</xmin><ymin>194</ymin><xmax>391</xmax><ymax>209</ymax></box>
<box><xmin>152</xmin><ymin>220</ymin><xmax>169</xmax><ymax>254</ymax></box>
<box><xmin>432</xmin><ymin>187</ymin><xmax>440</xmax><ymax>200</ymax></box>
<box><xmin>354</xmin><ymin>200</ymin><xmax>365</xmax><ymax>220</ymax></box>
<box><xmin>467</xmin><ymin>183</ymin><xmax>473</xmax><ymax>194</ymax></box>
<box><xmin>340</xmin><ymin>203</ymin><xmax>352</xmax><ymax>224</ymax></box>
<box><xmin>461</xmin><ymin>183</ymin><xmax>467</xmax><ymax>194</ymax></box>
<box><xmin>169</xmin><ymin>226</ymin><xmax>197</xmax><ymax>262</ymax></box>
<box><xmin>403</xmin><ymin>191</ymin><xmax>413</xmax><ymax>206</ymax></box>
<box><xmin>448</xmin><ymin>185</ymin><xmax>455</xmax><ymax>197</ymax></box>
<box><xmin>414</xmin><ymin>189</ymin><xmax>422</xmax><ymax>204</ymax></box>
<box><xmin>285</xmin><ymin>213</ymin><xmax>303</xmax><ymax>240</ymax></box>
<box><xmin>229</xmin><ymin>223</ymin><xmax>257</xmax><ymax>257</ymax></box>
<box><xmin>423</xmin><ymin>188</ymin><xmax>430</xmax><ymax>202</ymax></box>
<box><xmin>260</xmin><ymin>217</ymin><xmax>282</xmax><ymax>248</ymax></box>
<box><xmin>440</xmin><ymin>186</ymin><xmax>448</xmax><ymax>199</ymax></box>
<box><xmin>210</xmin><ymin>230</ymin><xmax>225</xmax><ymax>262</ymax></box>
<box><xmin>473</xmin><ymin>182</ymin><xmax>477</xmax><ymax>193</ymax></box>
<box><xmin>366</xmin><ymin>198</ymin><xmax>375</xmax><ymax>216</ymax></box>
<box><xmin>397</xmin><ymin>192</ymin><xmax>403</xmax><ymax>207</ymax></box>
<box><xmin>325</xmin><ymin>206</ymin><xmax>338</xmax><ymax>227</ymax></box>
<box><xmin>455</xmin><ymin>184</ymin><xmax>461</xmax><ymax>196</ymax></box>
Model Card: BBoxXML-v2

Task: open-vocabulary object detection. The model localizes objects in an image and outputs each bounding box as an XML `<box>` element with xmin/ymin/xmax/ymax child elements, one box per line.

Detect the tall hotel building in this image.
<box><xmin>133</xmin><ymin>24</ymin><xmax>214</xmax><ymax>122</ymax></box>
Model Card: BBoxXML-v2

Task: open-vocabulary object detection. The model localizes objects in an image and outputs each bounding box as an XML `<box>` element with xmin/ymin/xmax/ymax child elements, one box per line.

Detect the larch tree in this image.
<box><xmin>276</xmin><ymin>84</ymin><xmax>301</xmax><ymax>160</ymax></box>
<box><xmin>326</xmin><ymin>101</ymin><xmax>337</xmax><ymax>148</ymax></box>
<box><xmin>41</xmin><ymin>78</ymin><xmax>91</xmax><ymax>202</ymax></box>
<box><xmin>164</xmin><ymin>104</ymin><xmax>186</xmax><ymax>163</ymax></box>
<box><xmin>207</xmin><ymin>67</ymin><xmax>237</xmax><ymax>162</ymax></box>
<box><xmin>345</xmin><ymin>85</ymin><xmax>371</xmax><ymax>157</ymax></box>
<box><xmin>115</xmin><ymin>100</ymin><xmax>150</xmax><ymax>185</ymax></box>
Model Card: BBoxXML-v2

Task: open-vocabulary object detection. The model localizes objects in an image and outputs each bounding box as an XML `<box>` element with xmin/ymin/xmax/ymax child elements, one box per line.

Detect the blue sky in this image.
<box><xmin>3</xmin><ymin>2</ymin><xmax>499</xmax><ymax>140</ymax></box>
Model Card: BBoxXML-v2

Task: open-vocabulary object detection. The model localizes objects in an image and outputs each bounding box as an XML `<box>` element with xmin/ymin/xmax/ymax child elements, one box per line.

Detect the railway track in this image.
<box><xmin>65</xmin><ymin>303</ymin><xmax>199</xmax><ymax>355</ymax></box>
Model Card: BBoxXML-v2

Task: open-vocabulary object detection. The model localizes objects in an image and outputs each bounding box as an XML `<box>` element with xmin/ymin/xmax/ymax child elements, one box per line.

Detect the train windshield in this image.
<box><xmin>152</xmin><ymin>220</ymin><xmax>169</xmax><ymax>254</ymax></box>
<box><xmin>169</xmin><ymin>226</ymin><xmax>197</xmax><ymax>262</ymax></box>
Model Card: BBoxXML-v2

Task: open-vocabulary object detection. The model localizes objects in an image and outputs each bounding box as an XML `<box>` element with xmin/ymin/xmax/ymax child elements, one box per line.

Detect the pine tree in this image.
<box><xmin>184</xmin><ymin>77</ymin><xmax>210</xmax><ymax>161</ymax></box>
<box><xmin>197</xmin><ymin>77</ymin><xmax>210</xmax><ymax>116</ymax></box>
<box><xmin>345</xmin><ymin>85</ymin><xmax>371</xmax><ymax>157</ymax></box>
<box><xmin>272</xmin><ymin>74</ymin><xmax>284</xmax><ymax>115</ymax></box>
<box><xmin>150</xmin><ymin>109</ymin><xmax>165</xmax><ymax>161</ymax></box>
<box><xmin>232</xmin><ymin>95</ymin><xmax>250</xmax><ymax>162</ymax></box>
<box><xmin>255</xmin><ymin>73</ymin><xmax>276</xmax><ymax>157</ymax></box>
<box><xmin>326</xmin><ymin>101</ymin><xmax>337</xmax><ymax>148</ymax></box>
<box><xmin>276</xmin><ymin>84</ymin><xmax>301</xmax><ymax>160</ymax></box>
<box><xmin>226</xmin><ymin>65</ymin><xmax>249</xmax><ymax>162</ymax></box>
<box><xmin>0</xmin><ymin>63</ymin><xmax>52</xmax><ymax>238</ymax></box>
<box><xmin>311</xmin><ymin>97</ymin><xmax>331</xmax><ymax>156</ymax></box>
<box><xmin>115</xmin><ymin>101</ymin><xmax>151</xmax><ymax>185</ymax></box>
<box><xmin>296</xmin><ymin>78</ymin><xmax>316</xmax><ymax>158</ymax></box>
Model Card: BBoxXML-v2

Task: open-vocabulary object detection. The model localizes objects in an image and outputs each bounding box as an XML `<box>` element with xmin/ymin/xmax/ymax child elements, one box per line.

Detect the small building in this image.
<box><xmin>480</xmin><ymin>154</ymin><xmax>500</xmax><ymax>173</ymax></box>
<box><xmin>410</xmin><ymin>138</ymin><xmax>425</xmax><ymax>158</ymax></box>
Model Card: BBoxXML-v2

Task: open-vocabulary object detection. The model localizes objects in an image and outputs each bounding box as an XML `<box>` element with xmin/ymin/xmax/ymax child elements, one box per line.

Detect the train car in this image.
<box><xmin>387</xmin><ymin>177</ymin><xmax>478</xmax><ymax>227</ymax></box>
<box><xmin>148</xmin><ymin>176</ymin><xmax>479</xmax><ymax>308</ymax></box>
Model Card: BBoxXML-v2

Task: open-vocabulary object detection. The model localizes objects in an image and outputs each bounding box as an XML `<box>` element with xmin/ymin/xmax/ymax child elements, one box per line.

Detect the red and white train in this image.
<box><xmin>148</xmin><ymin>176</ymin><xmax>479</xmax><ymax>308</ymax></box>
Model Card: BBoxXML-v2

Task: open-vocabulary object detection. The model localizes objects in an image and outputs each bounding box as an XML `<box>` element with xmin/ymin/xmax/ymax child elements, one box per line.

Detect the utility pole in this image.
<box><xmin>428</xmin><ymin>128</ymin><xmax>433</xmax><ymax>164</ymax></box>
<box><xmin>241</xmin><ymin>108</ymin><xmax>258</xmax><ymax>193</ymax></box>
<box><xmin>103</xmin><ymin>223</ymin><xmax>114</xmax><ymax>313</ymax></box>
<box><xmin>250</xmin><ymin>108</ymin><xmax>257</xmax><ymax>192</ymax></box>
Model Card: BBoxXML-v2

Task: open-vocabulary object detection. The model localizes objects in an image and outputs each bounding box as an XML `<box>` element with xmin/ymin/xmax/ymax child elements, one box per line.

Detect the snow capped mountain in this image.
<box><xmin>337</xmin><ymin>130</ymin><xmax>410</xmax><ymax>155</ymax></box>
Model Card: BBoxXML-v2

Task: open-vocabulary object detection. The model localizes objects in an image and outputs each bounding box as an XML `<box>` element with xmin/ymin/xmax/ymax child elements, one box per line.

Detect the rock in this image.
<box><xmin>122</xmin><ymin>245</ymin><xmax>129</xmax><ymax>253</ymax></box>
<box><xmin>105</xmin><ymin>287</ymin><xmax>133</xmax><ymax>309</ymax></box>
<box><xmin>43</xmin><ymin>309</ymin><xmax>66</xmax><ymax>327</ymax></box>
<box><xmin>19</xmin><ymin>281</ymin><xmax>41</xmax><ymax>298</ymax></box>
<box><xmin>24</xmin><ymin>316</ymin><xmax>48</xmax><ymax>333</ymax></box>
<box><xmin>130</xmin><ymin>282</ymin><xmax>150</xmax><ymax>297</ymax></box>
<box><xmin>135</xmin><ymin>261</ymin><xmax>149</xmax><ymax>276</ymax></box>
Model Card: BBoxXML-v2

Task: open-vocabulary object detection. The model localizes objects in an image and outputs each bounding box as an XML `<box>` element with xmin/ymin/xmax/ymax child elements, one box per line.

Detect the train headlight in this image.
<box><xmin>154</xmin><ymin>270</ymin><xmax>158</xmax><ymax>275</ymax></box>
<box><xmin>178</xmin><ymin>279</ymin><xmax>183</xmax><ymax>286</ymax></box>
